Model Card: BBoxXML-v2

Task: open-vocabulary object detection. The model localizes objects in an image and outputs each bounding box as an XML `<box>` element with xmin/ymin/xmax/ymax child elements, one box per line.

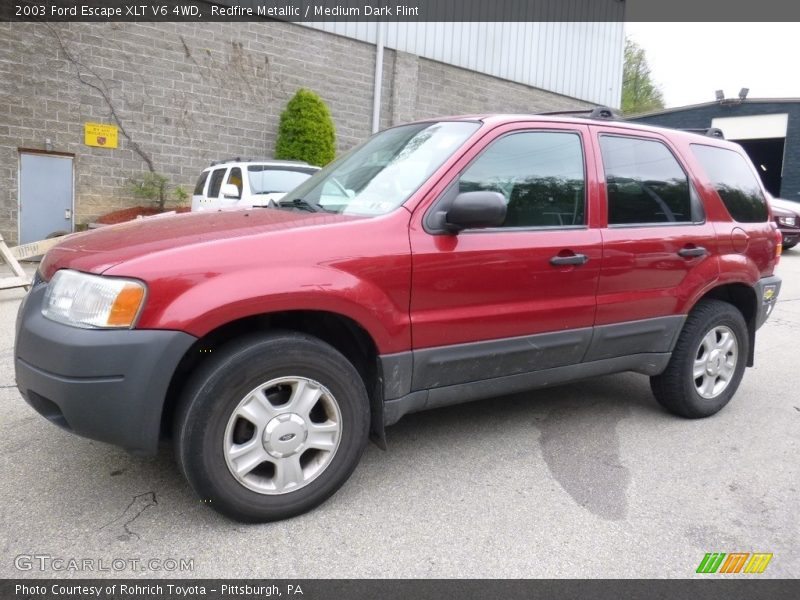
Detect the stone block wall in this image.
<box><xmin>0</xmin><ymin>21</ymin><xmax>590</xmax><ymax>243</ymax></box>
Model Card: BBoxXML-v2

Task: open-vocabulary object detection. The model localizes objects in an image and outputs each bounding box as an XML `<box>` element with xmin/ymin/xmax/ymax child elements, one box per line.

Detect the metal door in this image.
<box><xmin>19</xmin><ymin>153</ymin><xmax>73</xmax><ymax>244</ymax></box>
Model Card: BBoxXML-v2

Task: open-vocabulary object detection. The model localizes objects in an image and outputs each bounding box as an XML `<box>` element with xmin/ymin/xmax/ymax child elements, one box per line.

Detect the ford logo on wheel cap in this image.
<box><xmin>278</xmin><ymin>433</ymin><xmax>296</xmax><ymax>442</ymax></box>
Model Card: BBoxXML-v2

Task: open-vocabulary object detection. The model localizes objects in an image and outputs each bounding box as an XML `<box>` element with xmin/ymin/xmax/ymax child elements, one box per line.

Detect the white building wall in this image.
<box><xmin>302</xmin><ymin>18</ymin><xmax>625</xmax><ymax>107</ymax></box>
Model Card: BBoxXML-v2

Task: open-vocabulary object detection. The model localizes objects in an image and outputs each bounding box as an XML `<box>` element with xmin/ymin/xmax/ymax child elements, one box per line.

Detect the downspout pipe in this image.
<box><xmin>372</xmin><ymin>23</ymin><xmax>385</xmax><ymax>133</ymax></box>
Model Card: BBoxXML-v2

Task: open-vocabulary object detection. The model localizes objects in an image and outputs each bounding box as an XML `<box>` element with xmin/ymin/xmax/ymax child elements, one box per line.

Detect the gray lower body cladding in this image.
<box><xmin>15</xmin><ymin>283</ymin><xmax>197</xmax><ymax>455</ymax></box>
<box><xmin>380</xmin><ymin>315</ymin><xmax>685</xmax><ymax>426</ymax></box>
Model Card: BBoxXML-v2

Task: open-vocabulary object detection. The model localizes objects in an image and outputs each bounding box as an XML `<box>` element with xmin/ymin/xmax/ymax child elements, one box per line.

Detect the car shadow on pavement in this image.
<box><xmin>5</xmin><ymin>371</ymin><xmax>668</xmax><ymax>541</ymax></box>
<box><xmin>384</xmin><ymin>373</ymin><xmax>666</xmax><ymax>521</ymax></box>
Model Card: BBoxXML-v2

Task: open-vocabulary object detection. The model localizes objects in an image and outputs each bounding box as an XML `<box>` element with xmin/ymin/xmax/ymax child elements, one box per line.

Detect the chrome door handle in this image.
<box><xmin>550</xmin><ymin>254</ymin><xmax>589</xmax><ymax>266</ymax></box>
<box><xmin>677</xmin><ymin>246</ymin><xmax>707</xmax><ymax>258</ymax></box>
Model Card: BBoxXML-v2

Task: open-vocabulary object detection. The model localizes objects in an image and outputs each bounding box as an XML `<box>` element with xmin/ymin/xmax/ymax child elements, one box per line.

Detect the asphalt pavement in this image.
<box><xmin>1</xmin><ymin>255</ymin><xmax>797</xmax><ymax>579</ymax></box>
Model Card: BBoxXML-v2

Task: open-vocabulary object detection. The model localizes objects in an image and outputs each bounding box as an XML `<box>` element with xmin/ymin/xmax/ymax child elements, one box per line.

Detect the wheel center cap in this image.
<box><xmin>263</xmin><ymin>413</ymin><xmax>307</xmax><ymax>458</ymax></box>
<box><xmin>706</xmin><ymin>350</ymin><xmax>724</xmax><ymax>376</ymax></box>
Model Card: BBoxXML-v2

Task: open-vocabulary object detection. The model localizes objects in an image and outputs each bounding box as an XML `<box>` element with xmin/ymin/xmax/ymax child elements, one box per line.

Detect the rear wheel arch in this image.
<box><xmin>651</xmin><ymin>298</ymin><xmax>748</xmax><ymax>418</ymax></box>
<box><xmin>687</xmin><ymin>282</ymin><xmax>758</xmax><ymax>366</ymax></box>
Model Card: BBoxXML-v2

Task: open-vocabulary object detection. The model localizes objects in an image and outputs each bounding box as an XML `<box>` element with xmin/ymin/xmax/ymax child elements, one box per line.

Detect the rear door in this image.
<box><xmin>408</xmin><ymin>122</ymin><xmax>602</xmax><ymax>390</ymax></box>
<box><xmin>589</xmin><ymin>127</ymin><xmax>720</xmax><ymax>359</ymax></box>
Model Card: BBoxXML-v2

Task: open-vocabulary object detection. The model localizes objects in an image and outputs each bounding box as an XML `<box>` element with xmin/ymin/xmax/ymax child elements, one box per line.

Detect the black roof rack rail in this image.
<box><xmin>680</xmin><ymin>128</ymin><xmax>725</xmax><ymax>139</ymax></box>
<box><xmin>537</xmin><ymin>106</ymin><xmax>620</xmax><ymax>120</ymax></box>
<box><xmin>210</xmin><ymin>157</ymin><xmax>247</xmax><ymax>166</ymax></box>
<box><xmin>587</xmin><ymin>106</ymin><xmax>619</xmax><ymax>120</ymax></box>
<box><xmin>536</xmin><ymin>109</ymin><xmax>725</xmax><ymax>139</ymax></box>
<box><xmin>209</xmin><ymin>157</ymin><xmax>311</xmax><ymax>166</ymax></box>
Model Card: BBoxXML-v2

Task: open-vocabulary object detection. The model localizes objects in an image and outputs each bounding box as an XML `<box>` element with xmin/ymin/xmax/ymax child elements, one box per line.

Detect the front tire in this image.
<box><xmin>174</xmin><ymin>332</ymin><xmax>370</xmax><ymax>522</ymax></box>
<box><xmin>650</xmin><ymin>299</ymin><xmax>748</xmax><ymax>418</ymax></box>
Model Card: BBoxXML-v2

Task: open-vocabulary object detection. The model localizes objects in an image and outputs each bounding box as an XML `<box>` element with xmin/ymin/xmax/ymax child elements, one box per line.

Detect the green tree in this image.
<box><xmin>621</xmin><ymin>38</ymin><xmax>665</xmax><ymax>115</ymax></box>
<box><xmin>126</xmin><ymin>172</ymin><xmax>168</xmax><ymax>209</ymax></box>
<box><xmin>275</xmin><ymin>89</ymin><xmax>336</xmax><ymax>167</ymax></box>
<box><xmin>126</xmin><ymin>172</ymin><xmax>186</xmax><ymax>210</ymax></box>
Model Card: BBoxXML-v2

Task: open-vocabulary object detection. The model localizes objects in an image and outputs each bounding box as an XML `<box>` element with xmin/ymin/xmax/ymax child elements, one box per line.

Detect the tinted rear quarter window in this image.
<box><xmin>691</xmin><ymin>144</ymin><xmax>768</xmax><ymax>222</ymax></box>
<box><xmin>193</xmin><ymin>171</ymin><xmax>209</xmax><ymax>195</ymax></box>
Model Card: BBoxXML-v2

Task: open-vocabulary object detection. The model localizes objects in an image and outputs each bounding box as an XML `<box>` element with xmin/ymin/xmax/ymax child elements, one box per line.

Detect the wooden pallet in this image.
<box><xmin>0</xmin><ymin>234</ymin><xmax>70</xmax><ymax>291</ymax></box>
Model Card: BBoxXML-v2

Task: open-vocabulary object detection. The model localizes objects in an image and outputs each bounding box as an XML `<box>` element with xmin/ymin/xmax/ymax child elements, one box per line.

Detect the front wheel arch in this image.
<box><xmin>159</xmin><ymin>310</ymin><xmax>383</xmax><ymax>445</ymax></box>
<box><xmin>173</xmin><ymin>330</ymin><xmax>371</xmax><ymax>521</ymax></box>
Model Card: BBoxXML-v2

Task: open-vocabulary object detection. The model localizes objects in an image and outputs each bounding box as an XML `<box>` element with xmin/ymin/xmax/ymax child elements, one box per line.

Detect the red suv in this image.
<box><xmin>15</xmin><ymin>113</ymin><xmax>782</xmax><ymax>522</ymax></box>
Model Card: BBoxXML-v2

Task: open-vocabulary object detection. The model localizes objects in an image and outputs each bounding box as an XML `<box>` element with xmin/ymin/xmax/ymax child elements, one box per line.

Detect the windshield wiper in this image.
<box><xmin>277</xmin><ymin>198</ymin><xmax>328</xmax><ymax>213</ymax></box>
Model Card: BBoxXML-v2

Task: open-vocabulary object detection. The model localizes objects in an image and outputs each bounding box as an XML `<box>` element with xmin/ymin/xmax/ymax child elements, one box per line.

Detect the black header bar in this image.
<box><xmin>1</xmin><ymin>579</ymin><xmax>799</xmax><ymax>600</ymax></box>
<box><xmin>4</xmin><ymin>0</ymin><xmax>800</xmax><ymax>23</ymax></box>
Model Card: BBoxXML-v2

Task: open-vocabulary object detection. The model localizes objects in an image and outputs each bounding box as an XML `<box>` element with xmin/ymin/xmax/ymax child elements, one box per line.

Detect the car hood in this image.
<box><xmin>192</xmin><ymin>192</ymin><xmax>287</xmax><ymax>211</ymax></box>
<box><xmin>40</xmin><ymin>208</ymin><xmax>361</xmax><ymax>279</ymax></box>
<box><xmin>771</xmin><ymin>204</ymin><xmax>795</xmax><ymax>218</ymax></box>
<box><xmin>248</xmin><ymin>192</ymin><xmax>287</xmax><ymax>206</ymax></box>
<box><xmin>769</xmin><ymin>197</ymin><xmax>800</xmax><ymax>215</ymax></box>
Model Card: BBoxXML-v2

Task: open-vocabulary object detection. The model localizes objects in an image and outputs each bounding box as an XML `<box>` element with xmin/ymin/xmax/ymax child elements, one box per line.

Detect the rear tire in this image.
<box><xmin>650</xmin><ymin>299</ymin><xmax>748</xmax><ymax>418</ymax></box>
<box><xmin>782</xmin><ymin>240</ymin><xmax>797</xmax><ymax>250</ymax></box>
<box><xmin>174</xmin><ymin>332</ymin><xmax>370</xmax><ymax>522</ymax></box>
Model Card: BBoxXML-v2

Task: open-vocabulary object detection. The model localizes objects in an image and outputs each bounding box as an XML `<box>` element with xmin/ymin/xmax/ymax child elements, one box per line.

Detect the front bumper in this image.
<box><xmin>754</xmin><ymin>275</ymin><xmax>781</xmax><ymax>329</ymax></box>
<box><xmin>14</xmin><ymin>282</ymin><xmax>196</xmax><ymax>455</ymax></box>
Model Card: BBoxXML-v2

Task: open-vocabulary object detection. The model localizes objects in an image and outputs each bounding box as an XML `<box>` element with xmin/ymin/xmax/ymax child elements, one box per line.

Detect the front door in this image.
<box><xmin>408</xmin><ymin>124</ymin><xmax>602</xmax><ymax>390</ymax></box>
<box><xmin>19</xmin><ymin>152</ymin><xmax>73</xmax><ymax>244</ymax></box>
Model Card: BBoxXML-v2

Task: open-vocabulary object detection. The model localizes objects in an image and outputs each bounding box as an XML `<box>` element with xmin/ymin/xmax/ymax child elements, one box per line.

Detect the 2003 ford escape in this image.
<box><xmin>15</xmin><ymin>111</ymin><xmax>782</xmax><ymax>522</ymax></box>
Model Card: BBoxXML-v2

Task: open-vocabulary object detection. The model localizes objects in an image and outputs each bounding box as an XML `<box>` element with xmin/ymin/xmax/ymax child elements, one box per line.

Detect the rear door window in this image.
<box><xmin>690</xmin><ymin>144</ymin><xmax>768</xmax><ymax>222</ymax></box>
<box><xmin>206</xmin><ymin>168</ymin><xmax>227</xmax><ymax>199</ymax></box>
<box><xmin>599</xmin><ymin>135</ymin><xmax>700</xmax><ymax>225</ymax></box>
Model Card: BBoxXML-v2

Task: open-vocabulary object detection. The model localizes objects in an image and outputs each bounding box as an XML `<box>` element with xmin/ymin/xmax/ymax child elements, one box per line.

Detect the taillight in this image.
<box><xmin>775</xmin><ymin>228</ymin><xmax>783</xmax><ymax>264</ymax></box>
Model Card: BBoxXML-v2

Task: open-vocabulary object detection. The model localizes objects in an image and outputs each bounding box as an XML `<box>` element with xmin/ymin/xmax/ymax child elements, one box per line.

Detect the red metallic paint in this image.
<box><xmin>39</xmin><ymin>115</ymin><xmax>779</xmax><ymax>357</ymax></box>
<box><xmin>42</xmin><ymin>208</ymin><xmax>414</xmax><ymax>353</ymax></box>
<box><xmin>407</xmin><ymin>122</ymin><xmax>602</xmax><ymax>348</ymax></box>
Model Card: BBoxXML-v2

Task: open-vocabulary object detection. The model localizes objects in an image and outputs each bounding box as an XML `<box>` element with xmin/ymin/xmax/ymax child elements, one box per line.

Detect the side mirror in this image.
<box><xmin>445</xmin><ymin>191</ymin><xmax>507</xmax><ymax>232</ymax></box>
<box><xmin>221</xmin><ymin>183</ymin><xmax>241</xmax><ymax>199</ymax></box>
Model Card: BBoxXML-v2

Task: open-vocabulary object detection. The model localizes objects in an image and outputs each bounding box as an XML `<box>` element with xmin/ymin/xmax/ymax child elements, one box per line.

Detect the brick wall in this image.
<box><xmin>0</xmin><ymin>22</ymin><xmax>590</xmax><ymax>244</ymax></box>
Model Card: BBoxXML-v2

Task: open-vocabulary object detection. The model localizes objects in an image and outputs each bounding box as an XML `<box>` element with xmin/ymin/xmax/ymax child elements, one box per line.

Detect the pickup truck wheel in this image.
<box><xmin>650</xmin><ymin>299</ymin><xmax>748</xmax><ymax>418</ymax></box>
<box><xmin>174</xmin><ymin>332</ymin><xmax>369</xmax><ymax>522</ymax></box>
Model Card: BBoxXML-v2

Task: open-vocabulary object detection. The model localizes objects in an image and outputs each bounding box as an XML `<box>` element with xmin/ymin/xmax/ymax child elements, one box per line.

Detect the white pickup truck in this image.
<box><xmin>191</xmin><ymin>158</ymin><xmax>319</xmax><ymax>212</ymax></box>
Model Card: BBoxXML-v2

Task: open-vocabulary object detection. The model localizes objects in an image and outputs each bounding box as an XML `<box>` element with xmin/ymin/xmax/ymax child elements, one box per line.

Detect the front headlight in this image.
<box><xmin>777</xmin><ymin>216</ymin><xmax>797</xmax><ymax>227</ymax></box>
<box><xmin>42</xmin><ymin>270</ymin><xmax>146</xmax><ymax>329</ymax></box>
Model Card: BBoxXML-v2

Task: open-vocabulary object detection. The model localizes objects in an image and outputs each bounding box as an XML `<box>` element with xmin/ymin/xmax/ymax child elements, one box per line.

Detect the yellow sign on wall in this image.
<box><xmin>84</xmin><ymin>122</ymin><xmax>118</xmax><ymax>148</ymax></box>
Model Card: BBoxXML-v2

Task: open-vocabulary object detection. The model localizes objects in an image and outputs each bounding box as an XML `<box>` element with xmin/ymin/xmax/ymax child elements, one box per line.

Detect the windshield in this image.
<box><xmin>284</xmin><ymin>121</ymin><xmax>480</xmax><ymax>215</ymax></box>
<box><xmin>248</xmin><ymin>166</ymin><xmax>316</xmax><ymax>194</ymax></box>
